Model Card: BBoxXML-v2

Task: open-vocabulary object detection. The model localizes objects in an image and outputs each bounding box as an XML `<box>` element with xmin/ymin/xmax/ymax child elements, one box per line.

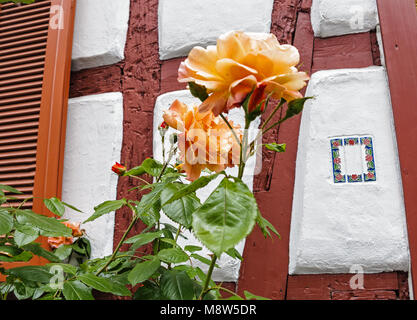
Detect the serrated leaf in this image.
<box><xmin>0</xmin><ymin>209</ymin><xmax>13</xmax><ymax>234</ymax></box>
<box><xmin>225</xmin><ymin>247</ymin><xmax>243</xmax><ymax>261</ymax></box>
<box><xmin>77</xmin><ymin>273</ymin><xmax>131</xmax><ymax>297</ymax></box>
<box><xmin>160</xmin><ymin>270</ymin><xmax>194</xmax><ymax>300</ymax></box>
<box><xmin>192</xmin><ymin>178</ymin><xmax>258</xmax><ymax>257</ymax></box>
<box><xmin>15</xmin><ymin>210</ymin><xmax>72</xmax><ymax>237</ymax></box>
<box><xmin>128</xmin><ymin>256</ymin><xmax>160</xmax><ymax>285</ymax></box>
<box><xmin>124</xmin><ymin>231</ymin><xmax>163</xmax><ymax>251</ymax></box>
<box><xmin>134</xmin><ymin>188</ymin><xmax>162</xmax><ymax>227</ymax></box>
<box><xmin>162</xmin><ymin>173</ymin><xmax>220</xmax><ymax>206</ymax></box>
<box><xmin>63</xmin><ymin>280</ymin><xmax>94</xmax><ymax>300</ymax></box>
<box><xmin>0</xmin><ymin>184</ymin><xmax>22</xmax><ymax>194</ymax></box>
<box><xmin>53</xmin><ymin>244</ymin><xmax>73</xmax><ymax>260</ymax></box>
<box><xmin>265</xmin><ymin>143</ymin><xmax>286</xmax><ymax>153</ymax></box>
<box><xmin>125</xmin><ymin>158</ymin><xmax>164</xmax><ymax>177</ymax></box>
<box><xmin>5</xmin><ymin>266</ymin><xmax>52</xmax><ymax>283</ymax></box>
<box><xmin>84</xmin><ymin>199</ymin><xmax>126</xmax><ymax>223</ymax></box>
<box><xmin>46</xmin><ymin>263</ymin><xmax>77</xmax><ymax>275</ymax></box>
<box><xmin>14</xmin><ymin>229</ymin><xmax>39</xmax><ymax>247</ymax></box>
<box><xmin>43</xmin><ymin>197</ymin><xmax>65</xmax><ymax>217</ymax></box>
<box><xmin>22</xmin><ymin>243</ymin><xmax>60</xmax><ymax>263</ymax></box>
<box><xmin>256</xmin><ymin>210</ymin><xmax>280</xmax><ymax>239</ymax></box>
<box><xmin>190</xmin><ymin>254</ymin><xmax>220</xmax><ymax>268</ymax></box>
<box><xmin>161</xmin><ymin>183</ymin><xmax>200</xmax><ymax>228</ymax></box>
<box><xmin>157</xmin><ymin>248</ymin><xmax>189</xmax><ymax>264</ymax></box>
<box><xmin>282</xmin><ymin>97</ymin><xmax>313</xmax><ymax>121</ymax></box>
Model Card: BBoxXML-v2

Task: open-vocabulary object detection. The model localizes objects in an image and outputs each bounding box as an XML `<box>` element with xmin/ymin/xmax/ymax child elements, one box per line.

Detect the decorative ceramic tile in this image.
<box><xmin>330</xmin><ymin>138</ymin><xmax>346</xmax><ymax>183</ymax></box>
<box><xmin>330</xmin><ymin>136</ymin><xmax>376</xmax><ymax>184</ymax></box>
<box><xmin>361</xmin><ymin>137</ymin><xmax>377</xmax><ymax>182</ymax></box>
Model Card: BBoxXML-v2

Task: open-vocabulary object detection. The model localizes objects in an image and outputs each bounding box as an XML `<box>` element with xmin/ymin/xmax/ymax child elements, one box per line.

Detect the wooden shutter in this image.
<box><xmin>0</xmin><ymin>0</ymin><xmax>76</xmax><ymax>272</ymax></box>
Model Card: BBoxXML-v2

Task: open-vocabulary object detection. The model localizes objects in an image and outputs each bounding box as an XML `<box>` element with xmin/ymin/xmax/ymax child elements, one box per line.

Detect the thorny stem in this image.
<box><xmin>238</xmin><ymin>119</ymin><xmax>251</xmax><ymax>179</ymax></box>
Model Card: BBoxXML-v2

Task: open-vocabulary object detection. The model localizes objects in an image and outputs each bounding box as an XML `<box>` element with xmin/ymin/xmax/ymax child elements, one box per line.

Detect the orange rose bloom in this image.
<box><xmin>47</xmin><ymin>221</ymin><xmax>83</xmax><ymax>249</ymax></box>
<box><xmin>163</xmin><ymin>100</ymin><xmax>241</xmax><ymax>181</ymax></box>
<box><xmin>178</xmin><ymin>31</ymin><xmax>309</xmax><ymax>115</ymax></box>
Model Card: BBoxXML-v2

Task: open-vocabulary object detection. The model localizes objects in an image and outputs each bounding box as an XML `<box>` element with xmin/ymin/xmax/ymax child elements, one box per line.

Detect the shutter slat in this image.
<box><xmin>0</xmin><ymin>24</ymin><xmax>49</xmax><ymax>40</ymax></box>
<box><xmin>0</xmin><ymin>164</ymin><xmax>36</xmax><ymax>173</ymax></box>
<box><xmin>0</xmin><ymin>94</ymin><xmax>42</xmax><ymax>105</ymax></box>
<box><xmin>0</xmin><ymin>81</ymin><xmax>43</xmax><ymax>94</ymax></box>
<box><xmin>0</xmin><ymin>49</ymin><xmax>46</xmax><ymax>63</ymax></box>
<box><xmin>0</xmin><ymin>62</ymin><xmax>45</xmax><ymax>76</ymax></box>
<box><xmin>0</xmin><ymin>149</ymin><xmax>37</xmax><ymax>159</ymax></box>
<box><xmin>0</xmin><ymin>114</ymin><xmax>40</xmax><ymax>125</ymax></box>
<box><xmin>0</xmin><ymin>121</ymin><xmax>39</xmax><ymax>133</ymax></box>
<box><xmin>0</xmin><ymin>88</ymin><xmax>42</xmax><ymax>100</ymax></box>
<box><xmin>0</xmin><ymin>101</ymin><xmax>40</xmax><ymax>113</ymax></box>
<box><xmin>0</xmin><ymin>35</ymin><xmax>48</xmax><ymax>51</ymax></box>
<box><xmin>0</xmin><ymin>74</ymin><xmax>43</xmax><ymax>87</ymax></box>
<box><xmin>0</xmin><ymin>29</ymin><xmax>48</xmax><ymax>45</ymax></box>
<box><xmin>0</xmin><ymin>157</ymin><xmax>37</xmax><ymax>166</ymax></box>
<box><xmin>0</xmin><ymin>142</ymin><xmax>37</xmax><ymax>152</ymax></box>
<box><xmin>0</xmin><ymin>68</ymin><xmax>44</xmax><ymax>81</ymax></box>
<box><xmin>0</xmin><ymin>135</ymin><xmax>38</xmax><ymax>146</ymax></box>
<box><xmin>0</xmin><ymin>42</ymin><xmax>47</xmax><ymax>57</ymax></box>
<box><xmin>0</xmin><ymin>17</ymin><xmax>50</xmax><ymax>33</ymax></box>
<box><xmin>0</xmin><ymin>128</ymin><xmax>38</xmax><ymax>139</ymax></box>
<box><xmin>0</xmin><ymin>5</ymin><xmax>50</xmax><ymax>22</ymax></box>
<box><xmin>0</xmin><ymin>1</ymin><xmax>50</xmax><ymax>15</ymax></box>
<box><xmin>0</xmin><ymin>107</ymin><xmax>40</xmax><ymax>118</ymax></box>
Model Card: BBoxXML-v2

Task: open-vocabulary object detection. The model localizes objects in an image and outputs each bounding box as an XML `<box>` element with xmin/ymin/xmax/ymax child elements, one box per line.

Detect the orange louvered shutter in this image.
<box><xmin>0</xmin><ymin>0</ymin><xmax>76</xmax><ymax>273</ymax></box>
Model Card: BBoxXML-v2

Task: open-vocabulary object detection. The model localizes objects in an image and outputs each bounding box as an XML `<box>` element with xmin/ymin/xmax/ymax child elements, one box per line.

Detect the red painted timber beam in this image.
<box><xmin>377</xmin><ymin>0</ymin><xmax>417</xmax><ymax>297</ymax></box>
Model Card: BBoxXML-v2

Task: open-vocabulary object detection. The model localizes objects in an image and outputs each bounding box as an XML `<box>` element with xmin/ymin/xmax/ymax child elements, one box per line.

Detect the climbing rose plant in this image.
<box><xmin>0</xmin><ymin>31</ymin><xmax>310</xmax><ymax>300</ymax></box>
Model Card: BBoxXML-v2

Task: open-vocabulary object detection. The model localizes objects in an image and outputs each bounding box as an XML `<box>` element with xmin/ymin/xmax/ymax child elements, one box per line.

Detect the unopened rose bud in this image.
<box><xmin>111</xmin><ymin>162</ymin><xmax>127</xmax><ymax>176</ymax></box>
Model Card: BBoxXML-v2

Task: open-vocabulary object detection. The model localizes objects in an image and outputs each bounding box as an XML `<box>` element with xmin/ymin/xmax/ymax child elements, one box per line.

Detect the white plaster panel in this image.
<box><xmin>71</xmin><ymin>0</ymin><xmax>130</xmax><ymax>71</ymax></box>
<box><xmin>158</xmin><ymin>0</ymin><xmax>274</xmax><ymax>60</ymax></box>
<box><xmin>62</xmin><ymin>92</ymin><xmax>123</xmax><ymax>259</ymax></box>
<box><xmin>289</xmin><ymin>67</ymin><xmax>410</xmax><ymax>274</ymax></box>
<box><xmin>153</xmin><ymin>90</ymin><xmax>260</xmax><ymax>281</ymax></box>
<box><xmin>311</xmin><ymin>0</ymin><xmax>378</xmax><ymax>38</ymax></box>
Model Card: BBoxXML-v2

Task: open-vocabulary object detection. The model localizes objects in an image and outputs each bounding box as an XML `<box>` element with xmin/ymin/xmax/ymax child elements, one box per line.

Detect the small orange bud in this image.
<box><xmin>112</xmin><ymin>162</ymin><xmax>126</xmax><ymax>176</ymax></box>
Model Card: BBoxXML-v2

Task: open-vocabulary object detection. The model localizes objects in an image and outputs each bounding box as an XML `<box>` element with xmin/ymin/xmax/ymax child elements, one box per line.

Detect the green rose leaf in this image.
<box><xmin>43</xmin><ymin>197</ymin><xmax>65</xmax><ymax>217</ymax></box>
<box><xmin>53</xmin><ymin>244</ymin><xmax>73</xmax><ymax>260</ymax></box>
<box><xmin>265</xmin><ymin>143</ymin><xmax>286</xmax><ymax>153</ymax></box>
<box><xmin>0</xmin><ymin>184</ymin><xmax>22</xmax><ymax>194</ymax></box>
<box><xmin>125</xmin><ymin>230</ymin><xmax>163</xmax><ymax>250</ymax></box>
<box><xmin>63</xmin><ymin>280</ymin><xmax>94</xmax><ymax>300</ymax></box>
<box><xmin>192</xmin><ymin>178</ymin><xmax>258</xmax><ymax>257</ymax></box>
<box><xmin>84</xmin><ymin>199</ymin><xmax>126</xmax><ymax>223</ymax></box>
<box><xmin>15</xmin><ymin>210</ymin><xmax>72</xmax><ymax>237</ymax></box>
<box><xmin>161</xmin><ymin>183</ymin><xmax>200</xmax><ymax>228</ymax></box>
<box><xmin>77</xmin><ymin>273</ymin><xmax>131</xmax><ymax>297</ymax></box>
<box><xmin>256</xmin><ymin>209</ymin><xmax>280</xmax><ymax>239</ymax></box>
<box><xmin>0</xmin><ymin>209</ymin><xmax>13</xmax><ymax>235</ymax></box>
<box><xmin>133</xmin><ymin>281</ymin><xmax>166</xmax><ymax>300</ymax></box>
<box><xmin>128</xmin><ymin>256</ymin><xmax>161</xmax><ymax>286</ymax></box>
<box><xmin>14</xmin><ymin>229</ymin><xmax>39</xmax><ymax>247</ymax></box>
<box><xmin>162</xmin><ymin>173</ymin><xmax>220</xmax><ymax>207</ymax></box>
<box><xmin>5</xmin><ymin>266</ymin><xmax>52</xmax><ymax>283</ymax></box>
<box><xmin>22</xmin><ymin>243</ymin><xmax>60</xmax><ymax>263</ymax></box>
<box><xmin>282</xmin><ymin>97</ymin><xmax>313</xmax><ymax>122</ymax></box>
<box><xmin>188</xmin><ymin>82</ymin><xmax>209</xmax><ymax>102</ymax></box>
<box><xmin>184</xmin><ymin>245</ymin><xmax>202</xmax><ymax>253</ymax></box>
<box><xmin>125</xmin><ymin>158</ymin><xmax>164</xmax><ymax>177</ymax></box>
<box><xmin>160</xmin><ymin>270</ymin><xmax>195</xmax><ymax>300</ymax></box>
<box><xmin>157</xmin><ymin>248</ymin><xmax>189</xmax><ymax>264</ymax></box>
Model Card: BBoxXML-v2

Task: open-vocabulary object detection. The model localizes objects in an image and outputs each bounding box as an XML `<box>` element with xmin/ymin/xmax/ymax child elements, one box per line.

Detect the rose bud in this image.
<box><xmin>111</xmin><ymin>162</ymin><xmax>127</xmax><ymax>176</ymax></box>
